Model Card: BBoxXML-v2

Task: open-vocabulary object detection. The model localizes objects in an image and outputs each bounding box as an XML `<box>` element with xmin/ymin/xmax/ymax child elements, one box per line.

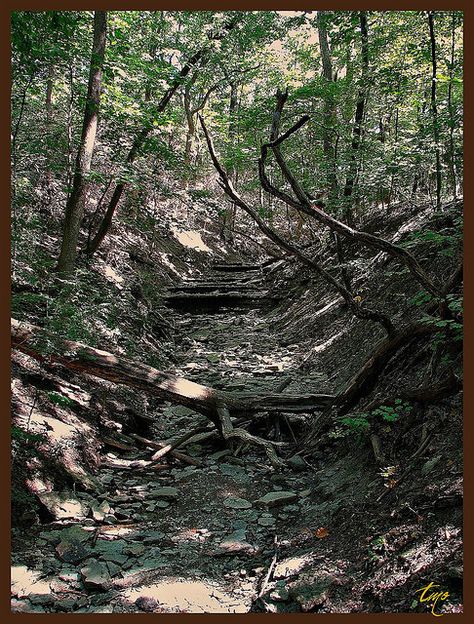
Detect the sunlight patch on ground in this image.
<box><xmin>104</xmin><ymin>265</ymin><xmax>124</xmax><ymax>287</ymax></box>
<box><xmin>11</xmin><ymin>566</ymin><xmax>52</xmax><ymax>598</ymax></box>
<box><xmin>159</xmin><ymin>252</ymin><xmax>181</xmax><ymax>276</ymax></box>
<box><xmin>310</xmin><ymin>327</ymin><xmax>348</xmax><ymax>355</ymax></box>
<box><xmin>171</xmin><ymin>227</ymin><xmax>212</xmax><ymax>253</ymax></box>
<box><xmin>274</xmin><ymin>553</ymin><xmax>318</xmax><ymax>579</ymax></box>
<box><xmin>124</xmin><ymin>578</ymin><xmax>248</xmax><ymax>613</ymax></box>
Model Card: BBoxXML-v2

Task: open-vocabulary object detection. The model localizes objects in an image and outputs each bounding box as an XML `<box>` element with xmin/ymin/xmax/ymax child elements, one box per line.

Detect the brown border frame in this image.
<box><xmin>2</xmin><ymin>2</ymin><xmax>469</xmax><ymax>622</ymax></box>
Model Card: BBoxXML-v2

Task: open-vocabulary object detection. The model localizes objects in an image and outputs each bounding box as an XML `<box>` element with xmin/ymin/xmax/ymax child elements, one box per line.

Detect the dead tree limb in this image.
<box><xmin>11</xmin><ymin>319</ymin><xmax>332</xmax><ymax>425</ymax></box>
<box><xmin>199</xmin><ymin>114</ymin><xmax>395</xmax><ymax>336</ymax></box>
<box><xmin>258</xmin><ymin>90</ymin><xmax>446</xmax><ymax>299</ymax></box>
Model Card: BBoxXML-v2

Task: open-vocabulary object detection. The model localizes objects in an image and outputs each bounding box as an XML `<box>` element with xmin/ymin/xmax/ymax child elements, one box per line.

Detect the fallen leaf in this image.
<box><xmin>315</xmin><ymin>527</ymin><xmax>329</xmax><ymax>539</ymax></box>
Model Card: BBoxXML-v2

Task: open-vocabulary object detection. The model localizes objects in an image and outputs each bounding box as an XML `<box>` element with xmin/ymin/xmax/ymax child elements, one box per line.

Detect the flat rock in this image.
<box><xmin>255</xmin><ymin>491</ymin><xmax>299</xmax><ymax>508</ymax></box>
<box><xmin>80</xmin><ymin>560</ymin><xmax>111</xmax><ymax>590</ymax></box>
<box><xmin>148</xmin><ymin>487</ymin><xmax>179</xmax><ymax>500</ymax></box>
<box><xmin>287</xmin><ymin>456</ymin><xmax>307</xmax><ymax>471</ymax></box>
<box><xmin>55</xmin><ymin>526</ymin><xmax>92</xmax><ymax>564</ymax></box>
<box><xmin>223</xmin><ymin>497</ymin><xmax>252</xmax><ymax>510</ymax></box>
<box><xmin>37</xmin><ymin>491</ymin><xmax>88</xmax><ymax>520</ymax></box>
<box><xmin>90</xmin><ymin>500</ymin><xmax>111</xmax><ymax>522</ymax></box>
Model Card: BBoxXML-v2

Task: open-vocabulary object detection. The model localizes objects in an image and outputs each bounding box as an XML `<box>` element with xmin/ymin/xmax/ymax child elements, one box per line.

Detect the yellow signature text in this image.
<box><xmin>415</xmin><ymin>582</ymin><xmax>450</xmax><ymax>617</ymax></box>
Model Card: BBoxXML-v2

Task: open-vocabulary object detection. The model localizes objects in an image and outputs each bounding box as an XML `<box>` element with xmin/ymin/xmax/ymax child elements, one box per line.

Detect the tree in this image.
<box><xmin>428</xmin><ymin>10</ymin><xmax>442</xmax><ymax>209</ymax></box>
<box><xmin>57</xmin><ymin>11</ymin><xmax>107</xmax><ymax>274</ymax></box>
<box><xmin>342</xmin><ymin>11</ymin><xmax>369</xmax><ymax>224</ymax></box>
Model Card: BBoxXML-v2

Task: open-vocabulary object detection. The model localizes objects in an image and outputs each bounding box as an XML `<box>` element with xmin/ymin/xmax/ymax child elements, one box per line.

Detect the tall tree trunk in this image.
<box><xmin>43</xmin><ymin>62</ymin><xmax>55</xmax><ymax>207</ymax></box>
<box><xmin>316</xmin><ymin>11</ymin><xmax>337</xmax><ymax>198</ymax></box>
<box><xmin>317</xmin><ymin>11</ymin><xmax>351</xmax><ymax>293</ymax></box>
<box><xmin>57</xmin><ymin>11</ymin><xmax>107</xmax><ymax>274</ymax></box>
<box><xmin>428</xmin><ymin>10</ymin><xmax>442</xmax><ymax>209</ymax></box>
<box><xmin>66</xmin><ymin>63</ymin><xmax>75</xmax><ymax>202</ymax></box>
<box><xmin>221</xmin><ymin>80</ymin><xmax>238</xmax><ymax>243</ymax></box>
<box><xmin>343</xmin><ymin>11</ymin><xmax>369</xmax><ymax>225</ymax></box>
<box><xmin>447</xmin><ymin>11</ymin><xmax>458</xmax><ymax>200</ymax></box>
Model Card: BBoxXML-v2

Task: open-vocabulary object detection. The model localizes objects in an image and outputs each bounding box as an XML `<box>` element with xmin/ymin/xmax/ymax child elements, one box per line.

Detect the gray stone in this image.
<box><xmin>106</xmin><ymin>561</ymin><xmax>122</xmax><ymax>577</ymax></box>
<box><xmin>56</xmin><ymin>526</ymin><xmax>92</xmax><ymax>564</ymax></box>
<box><xmin>80</xmin><ymin>560</ymin><xmax>111</xmax><ymax>590</ymax></box>
<box><xmin>90</xmin><ymin>500</ymin><xmax>111</xmax><ymax>522</ymax></box>
<box><xmin>256</xmin><ymin>491</ymin><xmax>299</xmax><ymax>508</ymax></box>
<box><xmin>124</xmin><ymin>543</ymin><xmax>145</xmax><ymax>556</ymax></box>
<box><xmin>148</xmin><ymin>487</ymin><xmax>179</xmax><ymax>500</ymax></box>
<box><xmin>223</xmin><ymin>497</ymin><xmax>252</xmax><ymax>510</ymax></box>
<box><xmin>37</xmin><ymin>491</ymin><xmax>88</xmax><ymax>520</ymax></box>
<box><xmin>287</xmin><ymin>456</ymin><xmax>307</xmax><ymax>471</ymax></box>
<box><xmin>29</xmin><ymin>593</ymin><xmax>55</xmax><ymax>606</ymax></box>
<box><xmin>55</xmin><ymin>598</ymin><xmax>78</xmax><ymax>611</ymax></box>
<box><xmin>269</xmin><ymin>587</ymin><xmax>290</xmax><ymax>602</ymax></box>
<box><xmin>422</xmin><ymin>455</ymin><xmax>442</xmax><ymax>476</ymax></box>
<box><xmin>142</xmin><ymin>531</ymin><xmax>166</xmax><ymax>544</ymax></box>
<box><xmin>258</xmin><ymin>514</ymin><xmax>276</xmax><ymax>527</ymax></box>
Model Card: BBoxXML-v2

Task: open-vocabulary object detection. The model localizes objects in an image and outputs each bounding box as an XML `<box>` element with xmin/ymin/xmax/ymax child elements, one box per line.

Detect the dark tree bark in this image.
<box><xmin>428</xmin><ymin>10</ymin><xmax>442</xmax><ymax>209</ymax></box>
<box><xmin>316</xmin><ymin>11</ymin><xmax>337</xmax><ymax>197</ymax></box>
<box><xmin>343</xmin><ymin>11</ymin><xmax>369</xmax><ymax>224</ymax></box>
<box><xmin>447</xmin><ymin>11</ymin><xmax>458</xmax><ymax>200</ymax></box>
<box><xmin>317</xmin><ymin>11</ymin><xmax>351</xmax><ymax>293</ymax></box>
<box><xmin>57</xmin><ymin>11</ymin><xmax>107</xmax><ymax>274</ymax></box>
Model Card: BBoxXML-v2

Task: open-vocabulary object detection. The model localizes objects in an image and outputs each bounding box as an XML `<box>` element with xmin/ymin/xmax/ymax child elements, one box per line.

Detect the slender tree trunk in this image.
<box><xmin>316</xmin><ymin>11</ymin><xmax>337</xmax><ymax>198</ymax></box>
<box><xmin>343</xmin><ymin>11</ymin><xmax>369</xmax><ymax>225</ymax></box>
<box><xmin>43</xmin><ymin>63</ymin><xmax>55</xmax><ymax>206</ymax></box>
<box><xmin>447</xmin><ymin>11</ymin><xmax>458</xmax><ymax>200</ymax></box>
<box><xmin>57</xmin><ymin>11</ymin><xmax>107</xmax><ymax>274</ymax></box>
<box><xmin>428</xmin><ymin>10</ymin><xmax>442</xmax><ymax>209</ymax></box>
<box><xmin>66</xmin><ymin>63</ymin><xmax>75</xmax><ymax>202</ymax></box>
<box><xmin>221</xmin><ymin>80</ymin><xmax>238</xmax><ymax>243</ymax></box>
<box><xmin>317</xmin><ymin>11</ymin><xmax>351</xmax><ymax>293</ymax></box>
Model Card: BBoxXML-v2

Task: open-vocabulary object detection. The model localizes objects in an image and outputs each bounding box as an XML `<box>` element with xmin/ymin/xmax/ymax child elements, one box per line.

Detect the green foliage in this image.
<box><xmin>371</xmin><ymin>400</ymin><xmax>413</xmax><ymax>423</ymax></box>
<box><xmin>334</xmin><ymin>399</ymin><xmax>413</xmax><ymax>438</ymax></box>
<box><xmin>47</xmin><ymin>391</ymin><xmax>75</xmax><ymax>407</ymax></box>
<box><xmin>11</xmin><ymin>425</ymin><xmax>45</xmax><ymax>446</ymax></box>
<box><xmin>340</xmin><ymin>414</ymin><xmax>371</xmax><ymax>434</ymax></box>
<box><xmin>410</xmin><ymin>291</ymin><xmax>433</xmax><ymax>307</ymax></box>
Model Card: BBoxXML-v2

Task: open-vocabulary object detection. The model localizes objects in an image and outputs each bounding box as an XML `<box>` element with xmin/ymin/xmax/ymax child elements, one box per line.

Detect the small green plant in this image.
<box><xmin>47</xmin><ymin>391</ymin><xmax>74</xmax><ymax>408</ymax></box>
<box><xmin>410</xmin><ymin>291</ymin><xmax>433</xmax><ymax>307</ymax></box>
<box><xmin>11</xmin><ymin>425</ymin><xmax>45</xmax><ymax>445</ymax></box>
<box><xmin>340</xmin><ymin>414</ymin><xmax>370</xmax><ymax>433</ymax></box>
<box><xmin>372</xmin><ymin>400</ymin><xmax>412</xmax><ymax>423</ymax></box>
<box><xmin>367</xmin><ymin>535</ymin><xmax>386</xmax><ymax>562</ymax></box>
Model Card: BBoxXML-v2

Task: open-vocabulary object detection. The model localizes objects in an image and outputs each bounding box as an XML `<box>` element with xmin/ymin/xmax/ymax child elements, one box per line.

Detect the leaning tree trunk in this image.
<box><xmin>57</xmin><ymin>11</ymin><xmax>107</xmax><ymax>275</ymax></box>
<box><xmin>11</xmin><ymin>319</ymin><xmax>333</xmax><ymax>422</ymax></box>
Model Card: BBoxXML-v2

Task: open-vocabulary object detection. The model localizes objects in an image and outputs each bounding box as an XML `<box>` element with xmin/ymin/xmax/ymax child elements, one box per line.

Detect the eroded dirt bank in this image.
<box><xmin>11</xmin><ymin>201</ymin><xmax>463</xmax><ymax>614</ymax></box>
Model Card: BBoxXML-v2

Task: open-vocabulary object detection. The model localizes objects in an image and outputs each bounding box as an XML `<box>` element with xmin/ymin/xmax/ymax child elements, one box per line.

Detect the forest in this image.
<box><xmin>11</xmin><ymin>10</ymin><xmax>463</xmax><ymax>614</ymax></box>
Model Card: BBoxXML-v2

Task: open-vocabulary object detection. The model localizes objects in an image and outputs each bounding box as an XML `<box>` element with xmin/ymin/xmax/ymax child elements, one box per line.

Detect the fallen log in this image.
<box><xmin>11</xmin><ymin>319</ymin><xmax>333</xmax><ymax>426</ymax></box>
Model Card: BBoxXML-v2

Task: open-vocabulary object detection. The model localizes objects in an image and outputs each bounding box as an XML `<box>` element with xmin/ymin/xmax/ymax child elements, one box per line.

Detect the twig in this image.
<box><xmin>257</xmin><ymin>535</ymin><xmax>279</xmax><ymax>599</ymax></box>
